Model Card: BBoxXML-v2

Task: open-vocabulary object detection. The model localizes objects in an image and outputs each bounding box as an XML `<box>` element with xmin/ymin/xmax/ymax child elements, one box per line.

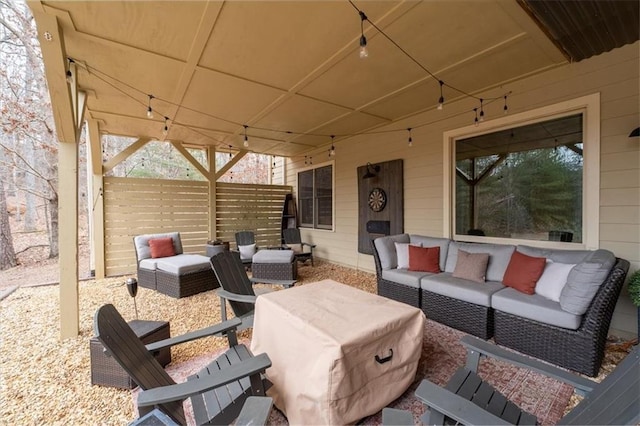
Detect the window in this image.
<box><xmin>444</xmin><ymin>94</ymin><xmax>600</xmax><ymax>248</ymax></box>
<box><xmin>298</xmin><ymin>164</ymin><xmax>333</xmax><ymax>230</ymax></box>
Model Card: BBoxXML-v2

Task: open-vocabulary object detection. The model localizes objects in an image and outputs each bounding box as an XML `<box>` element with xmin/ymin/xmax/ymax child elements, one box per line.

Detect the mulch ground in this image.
<box><xmin>0</xmin><ymin>260</ymin><xmax>632</xmax><ymax>424</ymax></box>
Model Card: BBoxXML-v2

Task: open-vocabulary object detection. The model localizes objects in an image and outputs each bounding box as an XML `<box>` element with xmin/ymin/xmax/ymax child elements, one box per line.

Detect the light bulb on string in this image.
<box><xmin>243</xmin><ymin>125</ymin><xmax>249</xmax><ymax>148</ymax></box>
<box><xmin>359</xmin><ymin>11</ymin><xmax>369</xmax><ymax>59</ymax></box>
<box><xmin>474</xmin><ymin>108</ymin><xmax>479</xmax><ymax>127</ymax></box>
<box><xmin>479</xmin><ymin>98</ymin><xmax>485</xmax><ymax>122</ymax></box>
<box><xmin>65</xmin><ymin>58</ymin><xmax>74</xmax><ymax>84</ymax></box>
<box><xmin>407</xmin><ymin>128</ymin><xmax>413</xmax><ymax>147</ymax></box>
<box><xmin>65</xmin><ymin>70</ymin><xmax>73</xmax><ymax>84</ymax></box>
<box><xmin>503</xmin><ymin>95</ymin><xmax>509</xmax><ymax>114</ymax></box>
<box><xmin>162</xmin><ymin>117</ymin><xmax>169</xmax><ymax>136</ymax></box>
<box><xmin>437</xmin><ymin>80</ymin><xmax>444</xmax><ymax>110</ymax></box>
<box><xmin>228</xmin><ymin>145</ymin><xmax>232</xmax><ymax>160</ymax></box>
<box><xmin>146</xmin><ymin>95</ymin><xmax>154</xmax><ymax>119</ymax></box>
<box><xmin>329</xmin><ymin>135</ymin><xmax>336</xmax><ymax>157</ymax></box>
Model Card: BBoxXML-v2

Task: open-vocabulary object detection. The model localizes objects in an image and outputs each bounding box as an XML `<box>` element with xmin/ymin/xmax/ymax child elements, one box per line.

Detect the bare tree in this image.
<box><xmin>1</xmin><ymin>0</ymin><xmax>59</xmax><ymax>257</ymax></box>
<box><xmin>0</xmin><ymin>179</ymin><xmax>16</xmax><ymax>270</ymax></box>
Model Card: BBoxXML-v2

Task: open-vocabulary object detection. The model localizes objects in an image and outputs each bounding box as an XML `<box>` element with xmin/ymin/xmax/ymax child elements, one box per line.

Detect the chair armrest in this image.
<box><xmin>235</xmin><ymin>396</ymin><xmax>273</xmax><ymax>426</ymax></box>
<box><xmin>145</xmin><ymin>317</ymin><xmax>242</xmax><ymax>352</ymax></box>
<box><xmin>302</xmin><ymin>242</ymin><xmax>316</xmax><ymax>249</ymax></box>
<box><xmin>218</xmin><ymin>289</ymin><xmax>258</xmax><ymax>304</ymax></box>
<box><xmin>460</xmin><ymin>335</ymin><xmax>596</xmax><ymax>394</ymax></box>
<box><xmin>250</xmin><ymin>277</ymin><xmax>296</xmax><ymax>288</ymax></box>
<box><xmin>137</xmin><ymin>353</ymin><xmax>272</xmax><ymax>407</ymax></box>
<box><xmin>415</xmin><ymin>379</ymin><xmax>510</xmax><ymax>425</ymax></box>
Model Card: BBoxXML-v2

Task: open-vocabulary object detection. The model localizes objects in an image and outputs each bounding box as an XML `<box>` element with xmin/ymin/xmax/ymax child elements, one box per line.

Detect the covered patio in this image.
<box><xmin>16</xmin><ymin>0</ymin><xmax>640</xmax><ymax>423</ymax></box>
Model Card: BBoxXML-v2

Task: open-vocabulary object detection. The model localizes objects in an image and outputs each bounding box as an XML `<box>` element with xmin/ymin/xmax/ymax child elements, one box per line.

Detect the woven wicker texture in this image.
<box><xmin>90</xmin><ymin>321</ymin><xmax>171</xmax><ymax>389</ymax></box>
<box><xmin>137</xmin><ymin>268</ymin><xmax>157</xmax><ymax>290</ymax></box>
<box><xmin>156</xmin><ymin>268</ymin><xmax>218</xmax><ymax>299</ymax></box>
<box><xmin>252</xmin><ymin>261</ymin><xmax>297</xmax><ymax>281</ymax></box>
<box><xmin>421</xmin><ymin>290</ymin><xmax>493</xmax><ymax>339</ymax></box>
<box><xmin>494</xmin><ymin>258</ymin><xmax>629</xmax><ymax>377</ymax></box>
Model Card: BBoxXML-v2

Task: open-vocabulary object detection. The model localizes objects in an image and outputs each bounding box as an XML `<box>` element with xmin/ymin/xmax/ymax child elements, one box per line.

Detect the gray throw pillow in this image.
<box><xmin>452</xmin><ymin>250</ymin><xmax>490</xmax><ymax>283</ymax></box>
<box><xmin>559</xmin><ymin>249</ymin><xmax>616</xmax><ymax>315</ymax></box>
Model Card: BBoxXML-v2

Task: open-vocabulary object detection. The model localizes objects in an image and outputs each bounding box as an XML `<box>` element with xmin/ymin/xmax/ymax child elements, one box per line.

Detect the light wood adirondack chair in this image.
<box><xmin>94</xmin><ymin>304</ymin><xmax>272</xmax><ymax>425</ymax></box>
<box><xmin>210</xmin><ymin>251</ymin><xmax>295</xmax><ymax>329</ymax></box>
<box><xmin>386</xmin><ymin>335</ymin><xmax>639</xmax><ymax>425</ymax></box>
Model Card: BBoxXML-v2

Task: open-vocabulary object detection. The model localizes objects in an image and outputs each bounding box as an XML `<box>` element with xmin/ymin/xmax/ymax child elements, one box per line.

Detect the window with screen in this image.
<box><xmin>298</xmin><ymin>164</ymin><xmax>333</xmax><ymax>230</ymax></box>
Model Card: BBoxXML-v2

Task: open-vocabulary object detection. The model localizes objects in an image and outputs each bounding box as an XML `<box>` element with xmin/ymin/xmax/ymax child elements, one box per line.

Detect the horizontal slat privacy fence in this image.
<box><xmin>216</xmin><ymin>182</ymin><xmax>292</xmax><ymax>249</ymax></box>
<box><xmin>103</xmin><ymin>177</ymin><xmax>292</xmax><ymax>277</ymax></box>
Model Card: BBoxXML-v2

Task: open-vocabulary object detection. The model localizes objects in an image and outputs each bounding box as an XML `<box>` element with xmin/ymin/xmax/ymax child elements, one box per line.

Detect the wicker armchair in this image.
<box><xmin>493</xmin><ymin>257</ymin><xmax>629</xmax><ymax>377</ymax></box>
<box><xmin>282</xmin><ymin>228</ymin><xmax>315</xmax><ymax>266</ymax></box>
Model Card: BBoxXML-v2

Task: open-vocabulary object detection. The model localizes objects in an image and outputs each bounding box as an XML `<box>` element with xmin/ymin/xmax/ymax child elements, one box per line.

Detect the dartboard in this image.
<box><xmin>368</xmin><ymin>188</ymin><xmax>387</xmax><ymax>212</ymax></box>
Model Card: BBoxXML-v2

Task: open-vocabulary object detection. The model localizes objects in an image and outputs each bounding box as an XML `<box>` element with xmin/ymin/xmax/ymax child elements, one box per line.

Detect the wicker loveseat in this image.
<box><xmin>134</xmin><ymin>232</ymin><xmax>219</xmax><ymax>298</ymax></box>
<box><xmin>371</xmin><ymin>234</ymin><xmax>629</xmax><ymax>376</ymax></box>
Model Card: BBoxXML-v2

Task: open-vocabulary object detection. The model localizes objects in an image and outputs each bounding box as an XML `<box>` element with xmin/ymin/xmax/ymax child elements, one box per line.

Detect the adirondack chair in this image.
<box><xmin>94</xmin><ymin>304</ymin><xmax>272</xmax><ymax>425</ymax></box>
<box><xmin>210</xmin><ymin>251</ymin><xmax>295</xmax><ymax>329</ymax></box>
<box><xmin>282</xmin><ymin>228</ymin><xmax>316</xmax><ymax>266</ymax></box>
<box><xmin>403</xmin><ymin>335</ymin><xmax>639</xmax><ymax>425</ymax></box>
<box><xmin>235</xmin><ymin>231</ymin><xmax>258</xmax><ymax>267</ymax></box>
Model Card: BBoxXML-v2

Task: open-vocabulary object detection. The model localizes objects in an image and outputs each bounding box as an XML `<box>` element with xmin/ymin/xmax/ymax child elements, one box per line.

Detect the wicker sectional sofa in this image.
<box><xmin>371</xmin><ymin>234</ymin><xmax>629</xmax><ymax>376</ymax></box>
<box><xmin>134</xmin><ymin>232</ymin><xmax>219</xmax><ymax>298</ymax></box>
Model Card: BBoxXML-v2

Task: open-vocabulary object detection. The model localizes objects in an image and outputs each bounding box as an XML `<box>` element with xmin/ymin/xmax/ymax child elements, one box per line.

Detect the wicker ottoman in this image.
<box><xmin>252</xmin><ymin>250</ymin><xmax>297</xmax><ymax>280</ymax></box>
<box><xmin>91</xmin><ymin>320</ymin><xmax>171</xmax><ymax>389</ymax></box>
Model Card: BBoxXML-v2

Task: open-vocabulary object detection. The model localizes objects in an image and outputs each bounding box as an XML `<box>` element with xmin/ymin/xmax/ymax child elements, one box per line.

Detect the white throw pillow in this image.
<box><xmin>535</xmin><ymin>261</ymin><xmax>576</xmax><ymax>302</ymax></box>
<box><xmin>238</xmin><ymin>243</ymin><xmax>257</xmax><ymax>260</ymax></box>
<box><xmin>395</xmin><ymin>242</ymin><xmax>422</xmax><ymax>269</ymax></box>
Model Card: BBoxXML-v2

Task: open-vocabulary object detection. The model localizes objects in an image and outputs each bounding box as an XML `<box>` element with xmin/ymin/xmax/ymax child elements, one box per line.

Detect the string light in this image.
<box><xmin>407</xmin><ymin>128</ymin><xmax>413</xmax><ymax>147</ymax></box>
<box><xmin>162</xmin><ymin>116</ymin><xmax>169</xmax><ymax>136</ymax></box>
<box><xmin>359</xmin><ymin>11</ymin><xmax>368</xmax><ymax>59</ymax></box>
<box><xmin>243</xmin><ymin>125</ymin><xmax>249</xmax><ymax>148</ymax></box>
<box><xmin>146</xmin><ymin>95</ymin><xmax>154</xmax><ymax>119</ymax></box>
<box><xmin>329</xmin><ymin>135</ymin><xmax>336</xmax><ymax>157</ymax></box>
<box><xmin>503</xmin><ymin>95</ymin><xmax>509</xmax><ymax>114</ymax></box>
<box><xmin>228</xmin><ymin>145</ymin><xmax>232</xmax><ymax>159</ymax></box>
<box><xmin>474</xmin><ymin>108</ymin><xmax>479</xmax><ymax>127</ymax></box>
<box><xmin>437</xmin><ymin>80</ymin><xmax>444</xmax><ymax>110</ymax></box>
<box><xmin>479</xmin><ymin>98</ymin><xmax>485</xmax><ymax>122</ymax></box>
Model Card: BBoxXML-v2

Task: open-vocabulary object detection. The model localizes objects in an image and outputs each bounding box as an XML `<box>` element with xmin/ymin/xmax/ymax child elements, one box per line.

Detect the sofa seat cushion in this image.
<box><xmin>252</xmin><ymin>250</ymin><xmax>294</xmax><ymax>263</ymax></box>
<box><xmin>382</xmin><ymin>269</ymin><xmax>432</xmax><ymax>289</ymax></box>
<box><xmin>409</xmin><ymin>235</ymin><xmax>451</xmax><ymax>271</ymax></box>
<box><xmin>138</xmin><ymin>258</ymin><xmax>159</xmax><ymax>271</ymax></box>
<box><xmin>444</xmin><ymin>242</ymin><xmax>516</xmax><ymax>282</ymax></box>
<box><xmin>155</xmin><ymin>254</ymin><xmax>211</xmax><ymax>275</ymax></box>
<box><xmin>420</xmin><ymin>273</ymin><xmax>504</xmax><ymax>307</ymax></box>
<box><xmin>374</xmin><ymin>234</ymin><xmax>410</xmax><ymax>270</ymax></box>
<box><xmin>492</xmin><ymin>287</ymin><xmax>582</xmax><ymax>330</ymax></box>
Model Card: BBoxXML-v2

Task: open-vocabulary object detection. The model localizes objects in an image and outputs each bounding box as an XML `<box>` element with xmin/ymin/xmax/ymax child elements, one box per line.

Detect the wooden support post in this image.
<box><xmin>86</xmin><ymin>120</ymin><xmax>105</xmax><ymax>278</ymax></box>
<box><xmin>208</xmin><ymin>147</ymin><xmax>217</xmax><ymax>241</ymax></box>
<box><xmin>59</xmin><ymin>141</ymin><xmax>79</xmax><ymax>339</ymax></box>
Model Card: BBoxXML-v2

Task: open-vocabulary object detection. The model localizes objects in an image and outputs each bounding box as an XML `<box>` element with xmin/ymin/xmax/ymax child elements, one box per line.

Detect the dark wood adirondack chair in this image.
<box><xmin>282</xmin><ymin>228</ymin><xmax>316</xmax><ymax>266</ymax></box>
<box><xmin>235</xmin><ymin>231</ymin><xmax>258</xmax><ymax>267</ymax></box>
<box><xmin>406</xmin><ymin>335</ymin><xmax>640</xmax><ymax>425</ymax></box>
<box><xmin>210</xmin><ymin>251</ymin><xmax>295</xmax><ymax>329</ymax></box>
<box><xmin>94</xmin><ymin>304</ymin><xmax>272</xmax><ymax>425</ymax></box>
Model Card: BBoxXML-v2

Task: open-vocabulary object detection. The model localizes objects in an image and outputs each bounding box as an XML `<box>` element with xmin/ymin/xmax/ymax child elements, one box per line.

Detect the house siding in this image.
<box><xmin>286</xmin><ymin>41</ymin><xmax>640</xmax><ymax>337</ymax></box>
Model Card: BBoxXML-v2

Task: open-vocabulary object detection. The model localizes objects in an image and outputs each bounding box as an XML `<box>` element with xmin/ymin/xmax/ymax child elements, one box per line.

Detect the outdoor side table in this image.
<box><xmin>206</xmin><ymin>242</ymin><xmax>229</xmax><ymax>258</ymax></box>
<box><xmin>90</xmin><ymin>319</ymin><xmax>171</xmax><ymax>389</ymax></box>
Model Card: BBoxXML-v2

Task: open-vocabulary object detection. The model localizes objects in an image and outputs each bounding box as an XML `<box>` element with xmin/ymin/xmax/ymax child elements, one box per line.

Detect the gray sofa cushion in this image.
<box><xmin>155</xmin><ymin>254</ymin><xmax>211</xmax><ymax>275</ymax></box>
<box><xmin>134</xmin><ymin>232</ymin><xmax>184</xmax><ymax>261</ymax></box>
<box><xmin>516</xmin><ymin>245</ymin><xmax>591</xmax><ymax>264</ymax></box>
<box><xmin>138</xmin><ymin>258</ymin><xmax>159</xmax><ymax>271</ymax></box>
<box><xmin>492</xmin><ymin>287</ymin><xmax>583</xmax><ymax>330</ymax></box>
<box><xmin>374</xmin><ymin>234</ymin><xmax>410</xmax><ymax>270</ymax></box>
<box><xmin>409</xmin><ymin>235</ymin><xmax>450</xmax><ymax>271</ymax></box>
<box><xmin>444</xmin><ymin>242</ymin><xmax>516</xmax><ymax>282</ymax></box>
<box><xmin>559</xmin><ymin>249</ymin><xmax>616</xmax><ymax>315</ymax></box>
<box><xmin>382</xmin><ymin>269</ymin><xmax>432</xmax><ymax>289</ymax></box>
<box><xmin>420</xmin><ymin>273</ymin><xmax>504</xmax><ymax>307</ymax></box>
<box><xmin>252</xmin><ymin>250</ymin><xmax>294</xmax><ymax>263</ymax></box>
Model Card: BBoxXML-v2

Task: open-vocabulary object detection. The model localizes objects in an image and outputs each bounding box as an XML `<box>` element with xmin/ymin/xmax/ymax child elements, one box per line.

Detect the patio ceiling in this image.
<box><xmin>27</xmin><ymin>1</ymin><xmax>638</xmax><ymax>158</ymax></box>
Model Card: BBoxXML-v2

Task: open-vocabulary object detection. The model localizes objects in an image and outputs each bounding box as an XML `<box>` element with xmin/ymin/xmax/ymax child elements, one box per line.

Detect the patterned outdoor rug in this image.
<box><xmin>135</xmin><ymin>319</ymin><xmax>573</xmax><ymax>425</ymax></box>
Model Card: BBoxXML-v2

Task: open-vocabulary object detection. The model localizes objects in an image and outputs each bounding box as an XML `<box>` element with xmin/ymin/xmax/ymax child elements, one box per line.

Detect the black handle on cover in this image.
<box><xmin>375</xmin><ymin>349</ymin><xmax>393</xmax><ymax>364</ymax></box>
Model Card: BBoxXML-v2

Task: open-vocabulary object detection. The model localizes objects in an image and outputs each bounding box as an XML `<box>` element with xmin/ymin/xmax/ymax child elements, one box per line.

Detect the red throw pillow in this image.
<box><xmin>148</xmin><ymin>237</ymin><xmax>176</xmax><ymax>259</ymax></box>
<box><xmin>408</xmin><ymin>245</ymin><xmax>441</xmax><ymax>273</ymax></box>
<box><xmin>502</xmin><ymin>251</ymin><xmax>546</xmax><ymax>294</ymax></box>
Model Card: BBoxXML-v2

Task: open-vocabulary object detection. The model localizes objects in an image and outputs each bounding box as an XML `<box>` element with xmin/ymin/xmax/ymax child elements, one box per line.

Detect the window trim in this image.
<box><xmin>443</xmin><ymin>93</ymin><xmax>600</xmax><ymax>249</ymax></box>
<box><xmin>297</xmin><ymin>161</ymin><xmax>335</xmax><ymax>231</ymax></box>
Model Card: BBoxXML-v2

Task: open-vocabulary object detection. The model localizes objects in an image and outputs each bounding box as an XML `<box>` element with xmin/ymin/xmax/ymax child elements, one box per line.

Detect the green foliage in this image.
<box><xmin>627</xmin><ymin>269</ymin><xmax>640</xmax><ymax>307</ymax></box>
